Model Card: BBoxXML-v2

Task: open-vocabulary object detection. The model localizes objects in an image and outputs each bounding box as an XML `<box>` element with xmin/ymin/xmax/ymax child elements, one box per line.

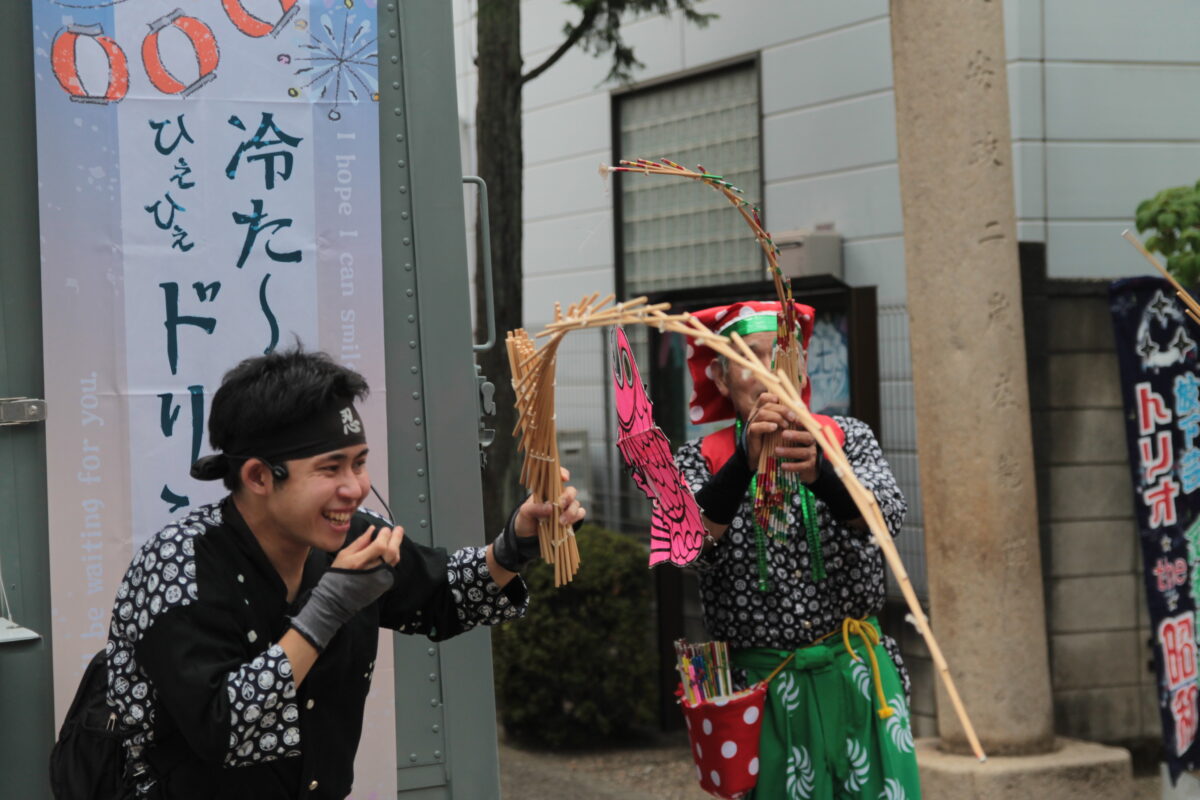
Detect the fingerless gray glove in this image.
<box><xmin>289</xmin><ymin>565</ymin><xmax>394</xmax><ymax>651</ymax></box>
<box><xmin>491</xmin><ymin>502</ymin><xmax>542</xmax><ymax>572</ymax></box>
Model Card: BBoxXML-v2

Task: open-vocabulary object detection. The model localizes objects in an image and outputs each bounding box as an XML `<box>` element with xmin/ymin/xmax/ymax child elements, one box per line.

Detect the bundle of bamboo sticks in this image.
<box><xmin>507</xmin><ymin>322</ymin><xmax>578</xmax><ymax>587</ymax></box>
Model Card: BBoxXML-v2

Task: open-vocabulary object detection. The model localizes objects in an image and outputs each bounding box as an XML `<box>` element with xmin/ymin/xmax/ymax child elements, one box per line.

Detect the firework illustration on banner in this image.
<box><xmin>280</xmin><ymin>4</ymin><xmax>379</xmax><ymax>121</ymax></box>
<box><xmin>611</xmin><ymin>326</ymin><xmax>705</xmax><ymax>567</ymax></box>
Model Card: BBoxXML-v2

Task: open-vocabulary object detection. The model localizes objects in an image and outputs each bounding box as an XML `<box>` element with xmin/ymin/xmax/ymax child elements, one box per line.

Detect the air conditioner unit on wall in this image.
<box><xmin>773</xmin><ymin>226</ymin><xmax>843</xmax><ymax>281</ymax></box>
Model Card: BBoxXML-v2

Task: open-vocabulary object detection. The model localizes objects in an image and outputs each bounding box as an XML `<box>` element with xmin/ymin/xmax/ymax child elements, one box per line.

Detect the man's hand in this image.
<box><xmin>744</xmin><ymin>392</ymin><xmax>789</xmax><ymax>465</ymax></box>
<box><xmin>514</xmin><ymin>467</ymin><xmax>587</xmax><ymax>538</ymax></box>
<box><xmin>745</xmin><ymin>393</ymin><xmax>819</xmax><ymax>483</ymax></box>
<box><xmin>776</xmin><ymin>428</ymin><xmax>819</xmax><ymax>484</ymax></box>
<box><xmin>332</xmin><ymin>525</ymin><xmax>403</xmax><ymax>571</ymax></box>
<box><xmin>289</xmin><ymin>526</ymin><xmax>398</xmax><ymax>662</ymax></box>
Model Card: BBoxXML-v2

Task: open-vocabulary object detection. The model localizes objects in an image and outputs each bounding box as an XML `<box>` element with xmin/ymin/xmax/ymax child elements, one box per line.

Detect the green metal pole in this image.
<box><xmin>379</xmin><ymin>2</ymin><xmax>502</xmax><ymax>797</ymax></box>
<box><xmin>0</xmin><ymin>2</ymin><xmax>55</xmax><ymax>798</ymax></box>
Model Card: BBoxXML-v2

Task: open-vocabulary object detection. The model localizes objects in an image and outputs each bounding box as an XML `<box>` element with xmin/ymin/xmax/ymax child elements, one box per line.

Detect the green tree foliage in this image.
<box><xmin>492</xmin><ymin>525</ymin><xmax>655</xmax><ymax>748</ymax></box>
<box><xmin>1135</xmin><ymin>181</ymin><xmax>1200</xmax><ymax>285</ymax></box>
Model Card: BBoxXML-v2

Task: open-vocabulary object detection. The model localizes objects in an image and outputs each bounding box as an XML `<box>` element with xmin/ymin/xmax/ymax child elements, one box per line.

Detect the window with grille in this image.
<box><xmin>615</xmin><ymin>63</ymin><xmax>762</xmax><ymax>295</ymax></box>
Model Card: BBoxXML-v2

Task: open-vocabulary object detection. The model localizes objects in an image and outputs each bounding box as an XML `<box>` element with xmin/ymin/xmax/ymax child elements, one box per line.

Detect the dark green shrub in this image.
<box><xmin>1135</xmin><ymin>181</ymin><xmax>1200</xmax><ymax>284</ymax></box>
<box><xmin>492</xmin><ymin>524</ymin><xmax>655</xmax><ymax>748</ymax></box>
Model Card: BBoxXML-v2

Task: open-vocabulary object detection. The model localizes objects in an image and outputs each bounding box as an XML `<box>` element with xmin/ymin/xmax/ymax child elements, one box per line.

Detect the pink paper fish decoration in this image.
<box><xmin>611</xmin><ymin>326</ymin><xmax>704</xmax><ymax>567</ymax></box>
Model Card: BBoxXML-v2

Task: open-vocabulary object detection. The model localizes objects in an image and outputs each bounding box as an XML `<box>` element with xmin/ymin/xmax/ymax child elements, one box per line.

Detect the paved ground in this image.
<box><xmin>498</xmin><ymin>733</ymin><xmax>1166</xmax><ymax>799</ymax></box>
<box><xmin>498</xmin><ymin>731</ymin><xmax>711</xmax><ymax>800</ymax></box>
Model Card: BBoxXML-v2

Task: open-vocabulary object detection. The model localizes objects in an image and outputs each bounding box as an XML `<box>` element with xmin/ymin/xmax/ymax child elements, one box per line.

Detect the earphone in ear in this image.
<box><xmin>258</xmin><ymin>458</ymin><xmax>289</xmax><ymax>481</ymax></box>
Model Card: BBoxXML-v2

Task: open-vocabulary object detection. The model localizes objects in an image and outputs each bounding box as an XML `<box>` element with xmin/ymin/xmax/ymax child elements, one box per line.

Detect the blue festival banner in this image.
<box><xmin>32</xmin><ymin>1</ymin><xmax>394</xmax><ymax>795</ymax></box>
<box><xmin>1111</xmin><ymin>276</ymin><xmax>1200</xmax><ymax>782</ymax></box>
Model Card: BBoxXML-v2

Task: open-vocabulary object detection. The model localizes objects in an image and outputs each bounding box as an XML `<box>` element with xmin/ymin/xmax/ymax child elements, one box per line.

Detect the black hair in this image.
<box><xmin>208</xmin><ymin>346</ymin><xmax>370</xmax><ymax>491</ymax></box>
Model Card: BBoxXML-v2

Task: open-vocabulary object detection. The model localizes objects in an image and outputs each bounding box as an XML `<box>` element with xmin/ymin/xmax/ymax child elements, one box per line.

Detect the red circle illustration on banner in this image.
<box><xmin>141</xmin><ymin>10</ymin><xmax>220</xmax><ymax>96</ymax></box>
<box><xmin>222</xmin><ymin>0</ymin><xmax>300</xmax><ymax>38</ymax></box>
<box><xmin>51</xmin><ymin>24</ymin><xmax>130</xmax><ymax>104</ymax></box>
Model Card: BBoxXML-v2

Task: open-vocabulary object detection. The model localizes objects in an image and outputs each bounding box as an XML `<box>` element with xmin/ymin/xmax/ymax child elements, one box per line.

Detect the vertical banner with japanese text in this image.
<box><xmin>1111</xmin><ymin>277</ymin><xmax>1200</xmax><ymax>783</ymax></box>
<box><xmin>32</xmin><ymin>1</ymin><xmax>394</xmax><ymax>795</ymax></box>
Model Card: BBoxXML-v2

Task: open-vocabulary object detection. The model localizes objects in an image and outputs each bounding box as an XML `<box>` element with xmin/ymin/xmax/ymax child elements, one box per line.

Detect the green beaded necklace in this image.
<box><xmin>736</xmin><ymin>418</ymin><xmax>827</xmax><ymax>592</ymax></box>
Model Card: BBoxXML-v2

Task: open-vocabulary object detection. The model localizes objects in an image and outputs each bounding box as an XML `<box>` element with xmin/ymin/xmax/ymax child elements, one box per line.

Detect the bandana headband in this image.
<box><xmin>686</xmin><ymin>301</ymin><xmax>815</xmax><ymax>425</ymax></box>
<box><xmin>190</xmin><ymin>401</ymin><xmax>366</xmax><ymax>481</ymax></box>
<box><xmin>715</xmin><ymin>310</ymin><xmax>797</xmax><ymax>340</ymax></box>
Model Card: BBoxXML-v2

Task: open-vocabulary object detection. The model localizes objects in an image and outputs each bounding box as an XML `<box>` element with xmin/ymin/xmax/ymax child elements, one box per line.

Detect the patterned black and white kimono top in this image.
<box><xmin>674</xmin><ymin>416</ymin><xmax>911</xmax><ymax>696</ymax></box>
<box><xmin>103</xmin><ymin>496</ymin><xmax>525</xmax><ymax>799</ymax></box>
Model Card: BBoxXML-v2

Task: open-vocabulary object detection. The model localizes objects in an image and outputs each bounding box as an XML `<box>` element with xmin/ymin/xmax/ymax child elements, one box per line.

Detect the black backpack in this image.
<box><xmin>48</xmin><ymin>649</ymin><xmax>131</xmax><ymax>800</ymax></box>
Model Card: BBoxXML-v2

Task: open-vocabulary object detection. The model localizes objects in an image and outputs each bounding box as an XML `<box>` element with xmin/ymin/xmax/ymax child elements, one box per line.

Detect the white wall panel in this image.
<box><xmin>453</xmin><ymin>0</ymin><xmax>473</xmax><ymax>29</ymax></box>
<box><xmin>681</xmin><ymin>0</ymin><xmax>796</xmax><ymax>68</ymax></box>
<box><xmin>761</xmin><ymin>18</ymin><xmax>893</xmax><ymax>115</ymax></box>
<box><xmin>764</xmin><ymin>93</ymin><xmax>897</xmax><ymax>180</ymax></box>
<box><xmin>1046</xmin><ymin>143</ymin><xmax>1200</xmax><ymax>220</ymax></box>
<box><xmin>522</xmin><ymin>15</ymin><xmax>683</xmax><ymax>112</ymax></box>
<box><xmin>456</xmin><ymin>73</ymin><xmax>477</xmax><ymax>127</ymax></box>
<box><xmin>1018</xmin><ymin>221</ymin><xmax>1047</xmax><ymax>242</ymax></box>
<box><xmin>1008</xmin><ymin>61</ymin><xmax>1044</xmax><ymax>142</ymax></box>
<box><xmin>1004</xmin><ymin>0</ymin><xmax>1043</xmax><ymax>62</ymax></box>
<box><xmin>843</xmin><ymin>235</ymin><xmax>906</xmax><ymax>306</ymax></box>
<box><xmin>525</xmin><ymin>93</ymin><xmax>611</xmax><ymax>167</ymax></box>
<box><xmin>1045</xmin><ymin>0</ymin><xmax>1200</xmax><ymax>63</ymax></box>
<box><xmin>524</xmin><ymin>151</ymin><xmax>613</xmax><ymax>222</ymax></box>
<box><xmin>524</xmin><ymin>267</ymin><xmax>614</xmax><ymax>324</ymax></box>
<box><xmin>1047</xmin><ymin>222</ymin><xmax>1156</xmax><ymax>280</ymax></box>
<box><xmin>524</xmin><ymin>211</ymin><xmax>614</xmax><ymax>277</ymax></box>
<box><xmin>521</xmin><ymin>44</ymin><xmax>615</xmax><ymax>113</ymax></box>
<box><xmin>454</xmin><ymin>5</ymin><xmax>475</xmax><ymax>76</ymax></box>
<box><xmin>1046</xmin><ymin>63</ymin><xmax>1200</xmax><ymax>141</ymax></box>
<box><xmin>764</xmin><ymin>164</ymin><xmax>902</xmax><ymax>240</ymax></box>
<box><xmin>682</xmin><ymin>0</ymin><xmax>887</xmax><ymax>74</ymax></box>
<box><xmin>519</xmin><ymin>0</ymin><xmax>582</xmax><ymax>57</ymax></box>
<box><xmin>1013</xmin><ymin>141</ymin><xmax>1045</xmax><ymax>220</ymax></box>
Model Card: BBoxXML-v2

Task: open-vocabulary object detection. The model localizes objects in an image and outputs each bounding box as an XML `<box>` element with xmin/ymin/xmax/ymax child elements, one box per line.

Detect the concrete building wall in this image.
<box><xmin>452</xmin><ymin>0</ymin><xmax>1200</xmax><ymax>745</ymax></box>
<box><xmin>1023</xmin><ymin>267</ymin><xmax>1160</xmax><ymax>744</ymax></box>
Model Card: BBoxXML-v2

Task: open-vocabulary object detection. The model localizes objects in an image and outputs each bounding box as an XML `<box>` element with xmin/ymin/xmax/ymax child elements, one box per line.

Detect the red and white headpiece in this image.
<box><xmin>686</xmin><ymin>300</ymin><xmax>815</xmax><ymax>425</ymax></box>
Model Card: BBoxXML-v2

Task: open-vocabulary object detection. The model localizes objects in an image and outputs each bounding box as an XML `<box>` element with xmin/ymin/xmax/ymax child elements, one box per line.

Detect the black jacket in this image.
<box><xmin>104</xmin><ymin>497</ymin><xmax>526</xmax><ymax>799</ymax></box>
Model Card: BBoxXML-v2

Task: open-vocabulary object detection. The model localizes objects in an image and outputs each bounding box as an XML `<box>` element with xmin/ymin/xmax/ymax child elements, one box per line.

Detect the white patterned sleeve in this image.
<box><xmin>120</xmin><ymin>527</ymin><xmax>300</xmax><ymax>767</ymax></box>
<box><xmin>838</xmin><ymin>416</ymin><xmax>907</xmax><ymax>537</ymax></box>
<box><xmin>377</xmin><ymin>538</ymin><xmax>528</xmax><ymax>640</ymax></box>
<box><xmin>222</xmin><ymin>644</ymin><xmax>301</xmax><ymax>765</ymax></box>
<box><xmin>445</xmin><ymin>546</ymin><xmax>527</xmax><ymax>631</ymax></box>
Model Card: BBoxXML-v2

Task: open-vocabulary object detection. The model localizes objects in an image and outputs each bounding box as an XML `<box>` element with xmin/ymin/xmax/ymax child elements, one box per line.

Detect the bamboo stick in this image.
<box><xmin>1123</xmin><ymin>229</ymin><xmax>1200</xmax><ymax>319</ymax></box>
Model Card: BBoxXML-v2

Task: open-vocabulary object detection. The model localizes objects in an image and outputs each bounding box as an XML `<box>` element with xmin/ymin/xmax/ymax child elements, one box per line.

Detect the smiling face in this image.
<box><xmin>258</xmin><ymin>443</ymin><xmax>372</xmax><ymax>554</ymax></box>
<box><xmin>712</xmin><ymin>331</ymin><xmax>808</xmax><ymax>421</ymax></box>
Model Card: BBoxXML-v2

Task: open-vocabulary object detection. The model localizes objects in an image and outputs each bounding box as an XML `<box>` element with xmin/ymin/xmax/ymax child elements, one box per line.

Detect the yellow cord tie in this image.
<box><xmin>840</xmin><ymin>617</ymin><xmax>895</xmax><ymax>720</ymax></box>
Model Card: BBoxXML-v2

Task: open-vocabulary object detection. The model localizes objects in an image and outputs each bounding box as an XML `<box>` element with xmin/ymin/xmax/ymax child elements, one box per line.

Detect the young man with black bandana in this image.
<box><xmin>675</xmin><ymin>301</ymin><xmax>920</xmax><ymax>800</ymax></box>
<box><xmin>102</xmin><ymin>348</ymin><xmax>584</xmax><ymax>799</ymax></box>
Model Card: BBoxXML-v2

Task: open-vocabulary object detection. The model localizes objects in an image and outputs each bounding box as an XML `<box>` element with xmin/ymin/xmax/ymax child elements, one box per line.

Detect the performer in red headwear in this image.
<box><xmin>676</xmin><ymin>300</ymin><xmax>921</xmax><ymax>800</ymax></box>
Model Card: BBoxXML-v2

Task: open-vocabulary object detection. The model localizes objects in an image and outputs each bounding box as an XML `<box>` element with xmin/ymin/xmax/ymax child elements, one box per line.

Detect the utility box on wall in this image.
<box><xmin>775</xmin><ymin>228</ymin><xmax>843</xmax><ymax>281</ymax></box>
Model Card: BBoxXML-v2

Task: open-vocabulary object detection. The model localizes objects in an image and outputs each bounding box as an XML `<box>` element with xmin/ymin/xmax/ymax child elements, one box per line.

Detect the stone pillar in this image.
<box><xmin>888</xmin><ymin>0</ymin><xmax>1054</xmax><ymax>755</ymax></box>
